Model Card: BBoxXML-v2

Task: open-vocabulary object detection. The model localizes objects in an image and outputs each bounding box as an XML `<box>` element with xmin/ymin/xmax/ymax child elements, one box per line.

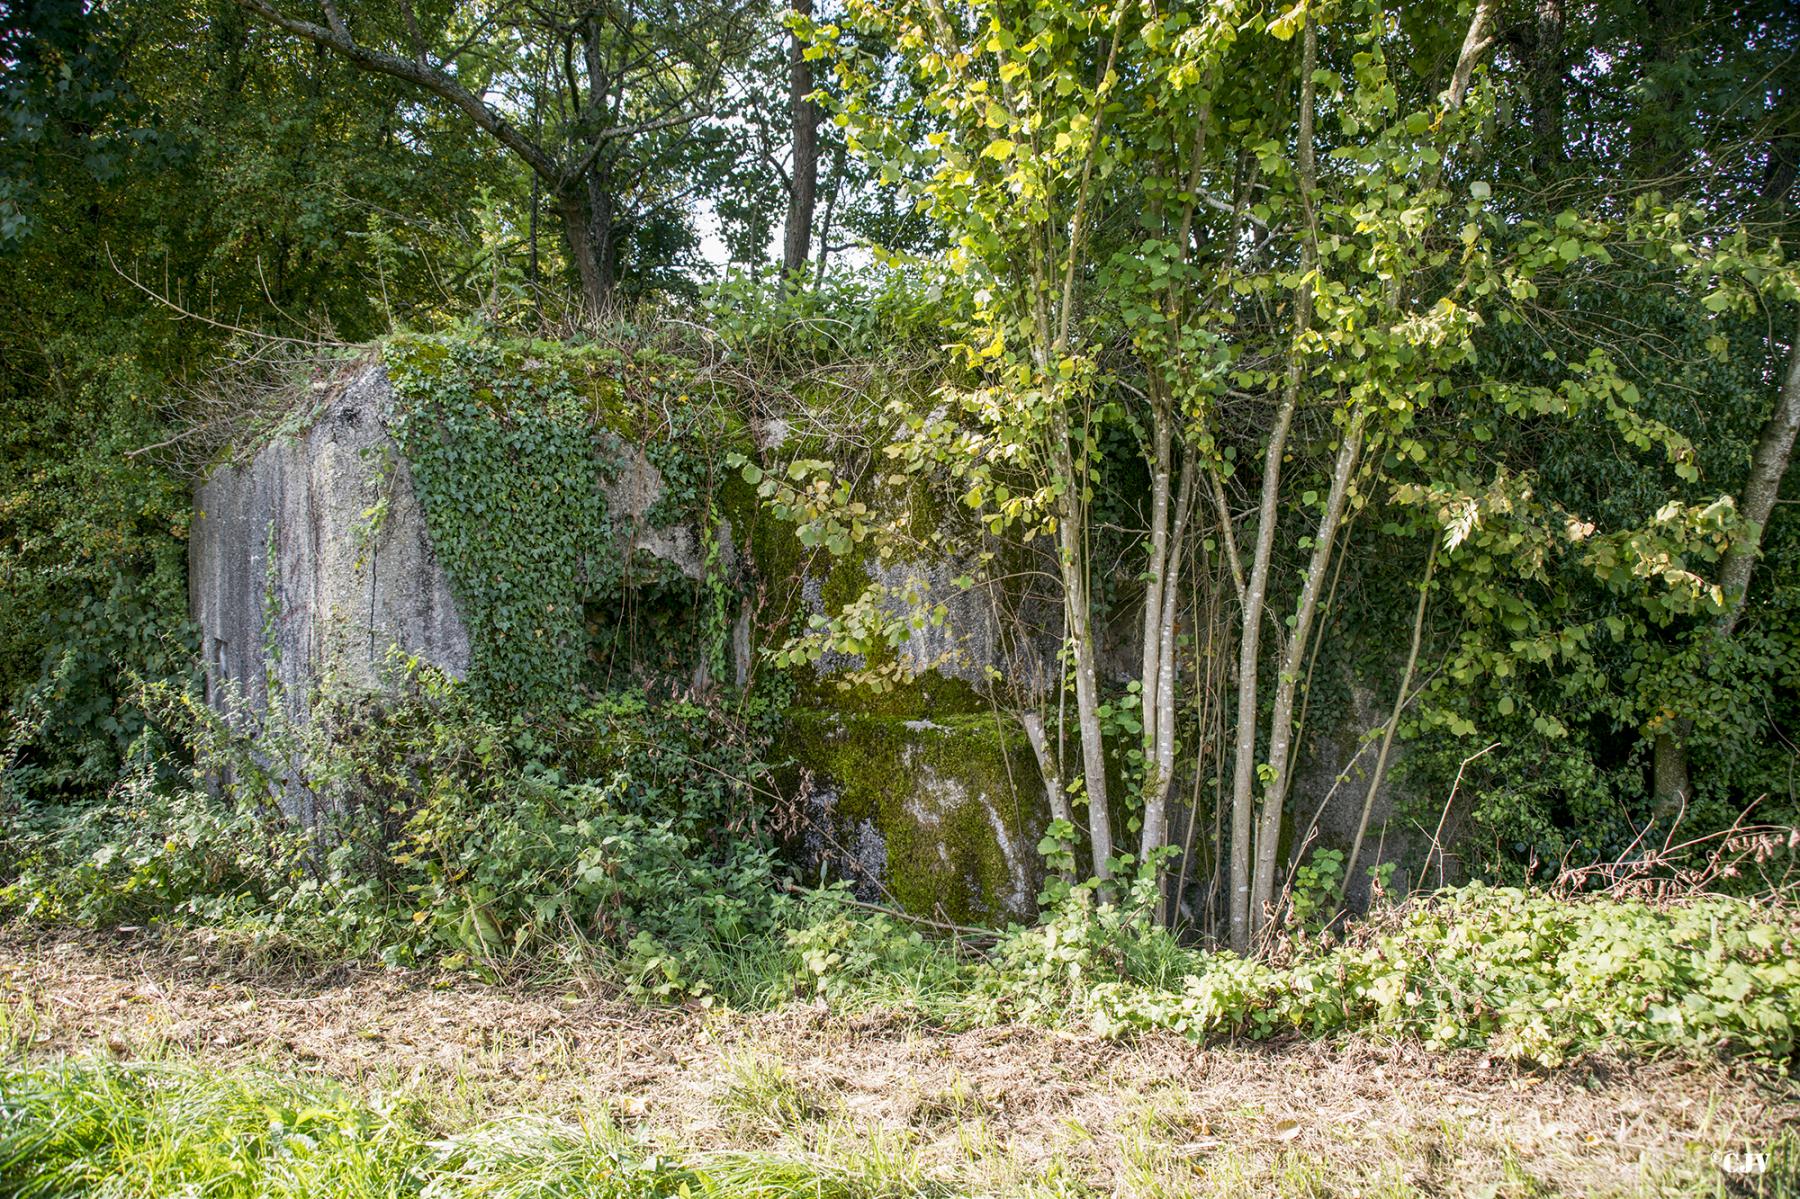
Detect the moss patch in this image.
<box><xmin>777</xmin><ymin>709</ymin><xmax>1047</xmax><ymax>924</ymax></box>
<box><xmin>793</xmin><ymin>668</ymin><xmax>990</xmax><ymax>720</ymax></box>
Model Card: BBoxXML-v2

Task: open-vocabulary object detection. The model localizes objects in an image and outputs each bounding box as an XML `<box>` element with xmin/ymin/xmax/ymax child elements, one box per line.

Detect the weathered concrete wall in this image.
<box><xmin>781</xmin><ymin>710</ymin><xmax>1047</xmax><ymax>924</ymax></box>
<box><xmin>189</xmin><ymin>363</ymin><xmax>470</xmax><ymax>774</ymax></box>
<box><xmin>605</xmin><ymin>442</ymin><xmax>737</xmax><ymax>586</ymax></box>
<box><xmin>191</xmin><ymin>356</ymin><xmax>1418</xmax><ymax>922</ymax></box>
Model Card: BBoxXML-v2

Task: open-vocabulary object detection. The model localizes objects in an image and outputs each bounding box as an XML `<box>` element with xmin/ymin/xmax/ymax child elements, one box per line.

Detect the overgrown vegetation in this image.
<box><xmin>3</xmin><ymin>2</ymin><xmax>1799</xmax><ymax>1191</ymax></box>
<box><xmin>787</xmin><ymin>0</ymin><xmax>1800</xmax><ymax>952</ymax></box>
<box><xmin>3</xmin><ymin>658</ymin><xmax>790</xmax><ymax>999</ymax></box>
<box><xmin>5</xmin><ymin>657</ymin><xmax>1797</xmax><ymax>1070</ymax></box>
<box><xmin>6</xmin><ymin>0</ymin><xmax>1795</xmax><ymax>925</ymax></box>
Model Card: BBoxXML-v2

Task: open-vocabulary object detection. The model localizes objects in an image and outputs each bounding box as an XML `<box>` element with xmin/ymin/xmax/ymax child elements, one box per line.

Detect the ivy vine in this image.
<box><xmin>381</xmin><ymin>333</ymin><xmax>750</xmax><ymax>711</ymax></box>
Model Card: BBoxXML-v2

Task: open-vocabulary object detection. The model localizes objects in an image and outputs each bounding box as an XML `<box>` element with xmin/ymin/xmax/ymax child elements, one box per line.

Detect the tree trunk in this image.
<box><xmin>1225</xmin><ymin>389</ymin><xmax>1297</xmax><ymax>951</ymax></box>
<box><xmin>1250</xmin><ymin>419</ymin><xmax>1362</xmax><ymax>932</ymax></box>
<box><xmin>1136</xmin><ymin>82</ymin><xmax>1214</xmax><ymax>888</ymax></box>
<box><xmin>557</xmin><ymin>192</ymin><xmax>607</xmax><ymax>313</ymax></box>
<box><xmin>1529</xmin><ymin>0</ymin><xmax>1566</xmax><ymax>176</ymax></box>
<box><xmin>1058</xmin><ymin>452</ymin><xmax>1114</xmax><ymax>884</ymax></box>
<box><xmin>1655</xmin><ymin>312</ymin><xmax>1800</xmax><ymax>812</ymax></box>
<box><xmin>1651</xmin><ymin>728</ymin><xmax>1692</xmax><ymax>819</ymax></box>
<box><xmin>590</xmin><ymin>171</ymin><xmax>620</xmax><ymax>303</ymax></box>
<box><xmin>1717</xmin><ymin>315</ymin><xmax>1800</xmax><ymax>638</ymax></box>
<box><xmin>1139</xmin><ymin>386</ymin><xmax>1174</xmax><ymax>815</ymax></box>
<box><xmin>814</xmin><ymin>138</ymin><xmax>847</xmax><ymax>284</ymax></box>
<box><xmin>1020</xmin><ymin>712</ymin><xmax>1074</xmax><ymax>883</ymax></box>
<box><xmin>1141</xmin><ymin>444</ymin><xmax>1195</xmax><ymax>864</ymax></box>
<box><xmin>1020</xmin><ymin>712</ymin><xmax>1071</xmax><ymax>826</ymax></box>
<box><xmin>782</xmin><ymin>0</ymin><xmax>818</xmax><ymax>278</ymax></box>
<box><xmin>1344</xmin><ymin>542</ymin><xmax>1436</xmax><ymax>897</ymax></box>
<box><xmin>1226</xmin><ymin>16</ymin><xmax>1317</xmax><ymax>953</ymax></box>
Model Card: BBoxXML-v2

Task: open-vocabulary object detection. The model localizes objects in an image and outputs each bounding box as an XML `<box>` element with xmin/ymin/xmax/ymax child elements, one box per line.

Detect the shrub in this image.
<box><xmin>973</xmin><ymin>883</ymin><xmax>1800</xmax><ymax>1065</ymax></box>
<box><xmin>0</xmin><ymin>656</ymin><xmax>789</xmax><ymax>985</ymax></box>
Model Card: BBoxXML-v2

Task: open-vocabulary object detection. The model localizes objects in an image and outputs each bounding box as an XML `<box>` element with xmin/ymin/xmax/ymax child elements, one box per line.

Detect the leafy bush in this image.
<box><xmin>675</xmin><ymin>863</ymin><xmax>1800</xmax><ymax>1065</ymax></box>
<box><xmin>0</xmin><ymin>427</ymin><xmax>195</xmax><ymax>808</ymax></box>
<box><xmin>0</xmin><ymin>658</ymin><xmax>789</xmax><ymax>987</ymax></box>
<box><xmin>974</xmin><ymin>883</ymin><xmax>1800</xmax><ymax>1065</ymax></box>
<box><xmin>700</xmin><ymin>265</ymin><xmax>955</xmax><ymax>365</ymax></box>
<box><xmin>0</xmin><ymin>771</ymin><xmax>299</xmax><ymax>930</ymax></box>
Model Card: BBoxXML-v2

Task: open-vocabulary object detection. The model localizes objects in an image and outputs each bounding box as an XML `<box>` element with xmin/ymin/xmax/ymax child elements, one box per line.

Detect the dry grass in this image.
<box><xmin>2</xmin><ymin>923</ymin><xmax>1794</xmax><ymax>1197</ymax></box>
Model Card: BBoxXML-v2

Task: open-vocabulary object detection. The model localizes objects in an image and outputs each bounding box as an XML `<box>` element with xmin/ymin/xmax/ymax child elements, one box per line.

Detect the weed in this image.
<box><xmin>716</xmin><ymin>1052</ymin><xmax>831</xmax><ymax>1137</ymax></box>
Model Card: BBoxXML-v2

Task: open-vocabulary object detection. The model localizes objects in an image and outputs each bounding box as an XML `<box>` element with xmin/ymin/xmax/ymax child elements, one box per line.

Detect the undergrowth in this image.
<box><xmin>1</xmin><ymin>657</ymin><xmax>789</xmax><ymax>1002</ymax></box>
<box><xmin>2</xmin><ymin>661</ymin><xmax>1798</xmax><ymax>1070</ymax></box>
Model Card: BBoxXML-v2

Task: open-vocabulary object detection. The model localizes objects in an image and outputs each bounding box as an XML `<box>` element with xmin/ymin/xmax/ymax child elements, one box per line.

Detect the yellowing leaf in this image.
<box><xmin>1267</xmin><ymin>3</ymin><xmax>1306</xmax><ymax>40</ymax></box>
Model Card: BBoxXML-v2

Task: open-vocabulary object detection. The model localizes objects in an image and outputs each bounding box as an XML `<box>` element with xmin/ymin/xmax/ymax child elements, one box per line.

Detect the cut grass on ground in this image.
<box><xmin>1</xmin><ymin>925</ymin><xmax>1795</xmax><ymax>1197</ymax></box>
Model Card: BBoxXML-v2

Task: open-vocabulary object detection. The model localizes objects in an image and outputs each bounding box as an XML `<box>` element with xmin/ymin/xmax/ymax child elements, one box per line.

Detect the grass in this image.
<box><xmin>424</xmin><ymin>1118</ymin><xmax>688</xmax><ymax>1198</ymax></box>
<box><xmin>0</xmin><ymin>1057</ymin><xmax>423</xmax><ymax>1199</ymax></box>
<box><xmin>4</xmin><ymin>1050</ymin><xmax>1794</xmax><ymax>1198</ymax></box>
<box><xmin>2</xmin><ymin>919</ymin><xmax>1798</xmax><ymax>1198</ymax></box>
<box><xmin>0</xmin><ymin>1053</ymin><xmax>958</xmax><ymax>1199</ymax></box>
<box><xmin>716</xmin><ymin>1051</ymin><xmax>832</xmax><ymax>1137</ymax></box>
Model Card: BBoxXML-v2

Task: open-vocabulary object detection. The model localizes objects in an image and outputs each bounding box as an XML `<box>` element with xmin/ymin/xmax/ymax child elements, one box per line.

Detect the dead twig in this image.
<box><xmin>1417</xmin><ymin>741</ymin><xmax>1500</xmax><ymax>891</ymax></box>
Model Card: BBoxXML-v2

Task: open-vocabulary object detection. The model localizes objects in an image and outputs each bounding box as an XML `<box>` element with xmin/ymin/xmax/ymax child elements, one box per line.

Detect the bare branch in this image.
<box><xmin>232</xmin><ymin>0</ymin><xmax>565</xmax><ymax>186</ymax></box>
<box><xmin>563</xmin><ymin>109</ymin><xmax>704</xmax><ymax>182</ymax></box>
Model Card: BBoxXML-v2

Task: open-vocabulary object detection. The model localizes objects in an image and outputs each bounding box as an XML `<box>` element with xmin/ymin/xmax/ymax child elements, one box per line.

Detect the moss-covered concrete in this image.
<box><xmin>776</xmin><ymin>708</ymin><xmax>1048</xmax><ymax>925</ymax></box>
<box><xmin>231</xmin><ymin>332</ymin><xmax>1054</xmax><ymax>921</ymax></box>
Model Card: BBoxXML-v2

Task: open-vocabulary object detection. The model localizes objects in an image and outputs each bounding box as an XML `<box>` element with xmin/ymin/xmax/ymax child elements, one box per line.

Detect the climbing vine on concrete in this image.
<box><xmin>385</xmin><ymin>336</ymin><xmax>619</xmax><ymax>709</ymax></box>
<box><xmin>381</xmin><ymin>332</ymin><xmax>755</xmax><ymax>710</ymax></box>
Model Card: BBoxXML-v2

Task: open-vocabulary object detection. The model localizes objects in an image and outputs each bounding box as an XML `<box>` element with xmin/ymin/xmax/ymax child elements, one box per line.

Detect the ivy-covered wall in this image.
<box><xmin>383</xmin><ymin>335</ymin><xmax>751</xmax><ymax>707</ymax></box>
<box><xmin>192</xmin><ymin>331</ymin><xmax>1051</xmax><ymax>921</ymax></box>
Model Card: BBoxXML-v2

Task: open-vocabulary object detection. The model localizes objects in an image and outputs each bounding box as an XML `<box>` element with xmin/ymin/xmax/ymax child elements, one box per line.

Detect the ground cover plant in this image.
<box><xmin>4</xmin><ymin>786</ymin><xmax>1797</xmax><ymax>1086</ymax></box>
<box><xmin>2</xmin><ymin>927</ymin><xmax>1796</xmax><ymax>1198</ymax></box>
<box><xmin>4</xmin><ymin>650</ymin><xmax>1797</xmax><ymax>1067</ymax></box>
